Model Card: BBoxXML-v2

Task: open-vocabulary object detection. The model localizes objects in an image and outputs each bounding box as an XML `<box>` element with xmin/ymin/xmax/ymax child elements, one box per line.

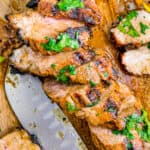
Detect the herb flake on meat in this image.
<box><xmin>118</xmin><ymin>11</ymin><xmax>140</xmax><ymax>37</ymax></box>
<box><xmin>41</xmin><ymin>33</ymin><xmax>80</xmax><ymax>52</ymax></box>
<box><xmin>140</xmin><ymin>22</ymin><xmax>149</xmax><ymax>34</ymax></box>
<box><xmin>57</xmin><ymin>0</ymin><xmax>84</xmax><ymax>12</ymax></box>
<box><xmin>90</xmin><ymin>80</ymin><xmax>97</xmax><ymax>87</ymax></box>
<box><xmin>0</xmin><ymin>56</ymin><xmax>5</xmax><ymax>63</ymax></box>
<box><xmin>66</xmin><ymin>102</ymin><xmax>78</xmax><ymax>111</ymax></box>
<box><xmin>87</xmin><ymin>99</ymin><xmax>99</xmax><ymax>107</ymax></box>
<box><xmin>112</xmin><ymin>109</ymin><xmax>150</xmax><ymax>143</ymax></box>
<box><xmin>56</xmin><ymin>65</ymin><xmax>76</xmax><ymax>83</ymax></box>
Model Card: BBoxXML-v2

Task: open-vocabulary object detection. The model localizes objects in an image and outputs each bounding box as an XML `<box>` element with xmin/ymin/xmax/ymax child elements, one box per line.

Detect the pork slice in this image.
<box><xmin>10</xmin><ymin>45</ymin><xmax>95</xmax><ymax>76</ymax></box>
<box><xmin>122</xmin><ymin>46</ymin><xmax>150</xmax><ymax>75</ymax></box>
<box><xmin>10</xmin><ymin>45</ymin><xmax>114</xmax><ymax>85</ymax></box>
<box><xmin>111</xmin><ymin>10</ymin><xmax>150</xmax><ymax>47</ymax></box>
<box><xmin>43</xmin><ymin>79</ymin><xmax>142</xmax><ymax>129</ymax></box>
<box><xmin>8</xmin><ymin>10</ymin><xmax>90</xmax><ymax>55</ymax></box>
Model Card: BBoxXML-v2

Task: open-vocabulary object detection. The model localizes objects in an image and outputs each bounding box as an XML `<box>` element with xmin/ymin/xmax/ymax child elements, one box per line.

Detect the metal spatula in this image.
<box><xmin>5</xmin><ymin>66</ymin><xmax>87</xmax><ymax>150</ymax></box>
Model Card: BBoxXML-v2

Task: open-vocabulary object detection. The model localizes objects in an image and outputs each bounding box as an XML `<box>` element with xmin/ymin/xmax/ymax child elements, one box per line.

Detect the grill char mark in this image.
<box><xmin>87</xmin><ymin>88</ymin><xmax>100</xmax><ymax>102</ymax></box>
<box><xmin>26</xmin><ymin>0</ymin><xmax>39</xmax><ymax>8</ymax></box>
<box><xmin>105</xmin><ymin>98</ymin><xmax>118</xmax><ymax>117</ymax></box>
<box><xmin>74</xmin><ymin>50</ymin><xmax>95</xmax><ymax>65</ymax></box>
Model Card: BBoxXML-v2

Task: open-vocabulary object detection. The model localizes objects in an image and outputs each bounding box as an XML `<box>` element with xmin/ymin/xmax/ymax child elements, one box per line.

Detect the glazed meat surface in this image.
<box><xmin>8</xmin><ymin>10</ymin><xmax>90</xmax><ymax>55</ymax></box>
<box><xmin>37</xmin><ymin>0</ymin><xmax>101</xmax><ymax>25</ymax></box>
<box><xmin>0</xmin><ymin>130</ymin><xmax>41</xmax><ymax>150</ymax></box>
<box><xmin>122</xmin><ymin>46</ymin><xmax>150</xmax><ymax>75</ymax></box>
<box><xmin>111</xmin><ymin>10</ymin><xmax>150</xmax><ymax>47</ymax></box>
<box><xmin>10</xmin><ymin>45</ymin><xmax>95</xmax><ymax>77</ymax></box>
<box><xmin>43</xmin><ymin>79</ymin><xmax>142</xmax><ymax>129</ymax></box>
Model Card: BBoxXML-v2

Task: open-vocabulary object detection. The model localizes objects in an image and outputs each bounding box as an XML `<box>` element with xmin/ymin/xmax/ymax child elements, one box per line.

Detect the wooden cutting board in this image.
<box><xmin>0</xmin><ymin>0</ymin><xmax>29</xmax><ymax>137</ymax></box>
<box><xmin>0</xmin><ymin>61</ymin><xmax>20</xmax><ymax>137</ymax></box>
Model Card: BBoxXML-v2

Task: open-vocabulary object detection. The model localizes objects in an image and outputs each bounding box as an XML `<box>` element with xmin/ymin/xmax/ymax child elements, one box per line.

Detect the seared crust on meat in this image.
<box><xmin>8</xmin><ymin>10</ymin><xmax>90</xmax><ymax>55</ymax></box>
<box><xmin>10</xmin><ymin>45</ymin><xmax>95</xmax><ymax>77</ymax></box>
<box><xmin>43</xmin><ymin>79</ymin><xmax>142</xmax><ymax>129</ymax></box>
<box><xmin>122</xmin><ymin>46</ymin><xmax>150</xmax><ymax>75</ymax></box>
<box><xmin>0</xmin><ymin>130</ymin><xmax>41</xmax><ymax>150</ymax></box>
<box><xmin>38</xmin><ymin>0</ymin><xmax>101</xmax><ymax>25</ymax></box>
<box><xmin>111</xmin><ymin>10</ymin><xmax>150</xmax><ymax>47</ymax></box>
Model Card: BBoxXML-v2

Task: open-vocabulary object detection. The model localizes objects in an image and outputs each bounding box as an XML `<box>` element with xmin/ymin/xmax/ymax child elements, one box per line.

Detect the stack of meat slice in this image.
<box><xmin>111</xmin><ymin>10</ymin><xmax>150</xmax><ymax>76</ymax></box>
<box><xmin>7</xmin><ymin>1</ymin><xmax>150</xmax><ymax>150</ymax></box>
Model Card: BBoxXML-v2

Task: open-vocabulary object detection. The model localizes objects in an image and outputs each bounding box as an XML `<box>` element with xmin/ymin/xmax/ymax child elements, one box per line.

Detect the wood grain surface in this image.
<box><xmin>0</xmin><ymin>0</ymin><xmax>23</xmax><ymax>137</ymax></box>
<box><xmin>0</xmin><ymin>61</ymin><xmax>20</xmax><ymax>137</ymax></box>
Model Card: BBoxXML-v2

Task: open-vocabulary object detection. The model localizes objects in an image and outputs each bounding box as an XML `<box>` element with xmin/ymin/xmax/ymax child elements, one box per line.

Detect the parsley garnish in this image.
<box><xmin>90</xmin><ymin>80</ymin><xmax>97</xmax><ymax>87</ymax></box>
<box><xmin>147</xmin><ymin>42</ymin><xmax>150</xmax><ymax>49</ymax></box>
<box><xmin>96</xmin><ymin>112</ymin><xmax>99</xmax><ymax>116</ymax></box>
<box><xmin>127</xmin><ymin>141</ymin><xmax>133</xmax><ymax>149</ymax></box>
<box><xmin>140</xmin><ymin>22</ymin><xmax>149</xmax><ymax>34</ymax></box>
<box><xmin>112</xmin><ymin>109</ymin><xmax>150</xmax><ymax>143</ymax></box>
<box><xmin>103</xmin><ymin>72</ymin><xmax>108</xmax><ymax>77</ymax></box>
<box><xmin>86</xmin><ymin>64</ymin><xmax>91</xmax><ymax>70</ymax></box>
<box><xmin>108</xmin><ymin>107</ymin><xmax>116</xmax><ymax>113</ymax></box>
<box><xmin>66</xmin><ymin>102</ymin><xmax>78</xmax><ymax>112</ymax></box>
<box><xmin>118</xmin><ymin>11</ymin><xmax>140</xmax><ymax>37</ymax></box>
<box><xmin>51</xmin><ymin>64</ymin><xmax>56</xmax><ymax>69</ymax></box>
<box><xmin>56</xmin><ymin>65</ymin><xmax>76</xmax><ymax>83</ymax></box>
<box><xmin>87</xmin><ymin>99</ymin><xmax>99</xmax><ymax>107</ymax></box>
<box><xmin>41</xmin><ymin>33</ymin><xmax>79</xmax><ymax>52</ymax></box>
<box><xmin>118</xmin><ymin>16</ymin><xmax>123</xmax><ymax>22</ymax></box>
<box><xmin>57</xmin><ymin>0</ymin><xmax>84</xmax><ymax>12</ymax></box>
<box><xmin>0</xmin><ymin>56</ymin><xmax>5</xmax><ymax>63</ymax></box>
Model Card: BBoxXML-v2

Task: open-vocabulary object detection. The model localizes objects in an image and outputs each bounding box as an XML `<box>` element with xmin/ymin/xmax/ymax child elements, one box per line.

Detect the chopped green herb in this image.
<box><xmin>112</xmin><ymin>109</ymin><xmax>150</xmax><ymax>143</ymax></box>
<box><xmin>108</xmin><ymin>107</ymin><xmax>116</xmax><ymax>113</ymax></box>
<box><xmin>0</xmin><ymin>56</ymin><xmax>5</xmax><ymax>63</ymax></box>
<box><xmin>147</xmin><ymin>43</ymin><xmax>150</xmax><ymax>49</ymax></box>
<box><xmin>56</xmin><ymin>65</ymin><xmax>76</xmax><ymax>83</ymax></box>
<box><xmin>139</xmin><ymin>109</ymin><xmax>150</xmax><ymax>142</ymax></box>
<box><xmin>87</xmin><ymin>99</ymin><xmax>99</xmax><ymax>107</ymax></box>
<box><xmin>56</xmin><ymin>74</ymin><xmax>69</xmax><ymax>83</ymax></box>
<box><xmin>112</xmin><ymin>130</ymin><xmax>121</xmax><ymax>135</ymax></box>
<box><xmin>57</xmin><ymin>0</ymin><xmax>84</xmax><ymax>12</ymax></box>
<box><xmin>103</xmin><ymin>72</ymin><xmax>108</xmax><ymax>78</ymax></box>
<box><xmin>90</xmin><ymin>80</ymin><xmax>97</xmax><ymax>87</ymax></box>
<box><xmin>59</xmin><ymin>65</ymin><xmax>76</xmax><ymax>75</ymax></box>
<box><xmin>51</xmin><ymin>64</ymin><xmax>56</xmax><ymax>69</ymax></box>
<box><xmin>66</xmin><ymin>102</ymin><xmax>78</xmax><ymax>111</ymax></box>
<box><xmin>118</xmin><ymin>11</ymin><xmax>140</xmax><ymax>37</ymax></box>
<box><xmin>127</xmin><ymin>142</ymin><xmax>133</xmax><ymax>149</ymax></box>
<box><xmin>140</xmin><ymin>22</ymin><xmax>149</xmax><ymax>34</ymax></box>
<box><xmin>126</xmin><ymin>11</ymin><xmax>138</xmax><ymax>20</ymax></box>
<box><xmin>118</xmin><ymin>16</ymin><xmax>123</xmax><ymax>22</ymax></box>
<box><xmin>86</xmin><ymin>64</ymin><xmax>91</xmax><ymax>70</ymax></box>
<box><xmin>41</xmin><ymin>33</ymin><xmax>79</xmax><ymax>52</ymax></box>
<box><xmin>96</xmin><ymin>112</ymin><xmax>100</xmax><ymax>116</ymax></box>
